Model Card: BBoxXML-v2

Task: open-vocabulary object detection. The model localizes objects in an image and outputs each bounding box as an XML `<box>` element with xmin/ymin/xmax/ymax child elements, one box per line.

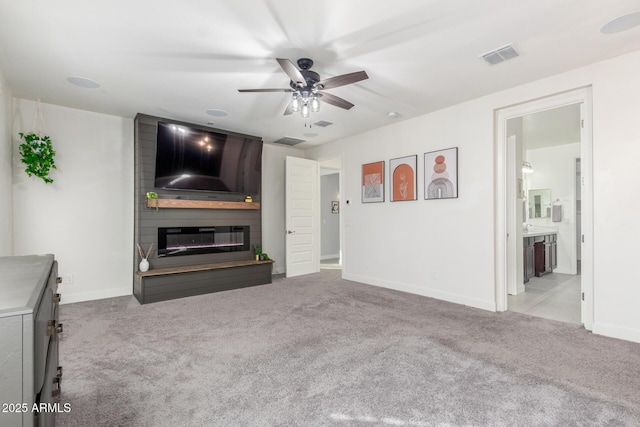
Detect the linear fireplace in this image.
<box><xmin>157</xmin><ymin>226</ymin><xmax>250</xmax><ymax>257</ymax></box>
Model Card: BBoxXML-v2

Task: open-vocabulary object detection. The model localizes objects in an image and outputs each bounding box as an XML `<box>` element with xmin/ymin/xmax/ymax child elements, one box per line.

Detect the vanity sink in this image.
<box><xmin>523</xmin><ymin>227</ymin><xmax>558</xmax><ymax>283</ymax></box>
<box><xmin>522</xmin><ymin>226</ymin><xmax>558</xmax><ymax>237</ymax></box>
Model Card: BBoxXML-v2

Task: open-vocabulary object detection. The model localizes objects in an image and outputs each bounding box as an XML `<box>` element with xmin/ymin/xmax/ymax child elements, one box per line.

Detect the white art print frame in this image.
<box><xmin>424</xmin><ymin>147</ymin><xmax>458</xmax><ymax>200</ymax></box>
<box><xmin>362</xmin><ymin>161</ymin><xmax>385</xmax><ymax>203</ymax></box>
<box><xmin>389</xmin><ymin>155</ymin><xmax>417</xmax><ymax>202</ymax></box>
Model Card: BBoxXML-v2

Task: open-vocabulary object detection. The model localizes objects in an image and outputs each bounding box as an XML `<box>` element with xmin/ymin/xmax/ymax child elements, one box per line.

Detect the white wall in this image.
<box><xmin>590</xmin><ymin>51</ymin><xmax>640</xmax><ymax>342</ymax></box>
<box><xmin>261</xmin><ymin>143</ymin><xmax>305</xmax><ymax>274</ymax></box>
<box><xmin>0</xmin><ymin>68</ymin><xmax>13</xmax><ymax>256</ymax></box>
<box><xmin>526</xmin><ymin>143</ymin><xmax>580</xmax><ymax>274</ymax></box>
<box><xmin>307</xmin><ymin>103</ymin><xmax>497</xmax><ymax>310</ymax></box>
<box><xmin>306</xmin><ymin>49</ymin><xmax>640</xmax><ymax>343</ymax></box>
<box><xmin>12</xmin><ymin>99</ymin><xmax>134</xmax><ymax>303</ymax></box>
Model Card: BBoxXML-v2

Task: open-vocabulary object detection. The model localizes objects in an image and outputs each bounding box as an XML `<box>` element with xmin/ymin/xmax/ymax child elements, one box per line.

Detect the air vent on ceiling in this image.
<box><xmin>313</xmin><ymin>120</ymin><xmax>333</xmax><ymax>128</ymax></box>
<box><xmin>480</xmin><ymin>44</ymin><xmax>519</xmax><ymax>65</ymax></box>
<box><xmin>273</xmin><ymin>137</ymin><xmax>305</xmax><ymax>146</ymax></box>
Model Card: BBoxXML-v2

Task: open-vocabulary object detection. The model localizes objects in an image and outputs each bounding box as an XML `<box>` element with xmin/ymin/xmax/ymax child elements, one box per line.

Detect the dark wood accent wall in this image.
<box><xmin>134</xmin><ymin>114</ymin><xmax>263</xmax><ymax>272</ymax></box>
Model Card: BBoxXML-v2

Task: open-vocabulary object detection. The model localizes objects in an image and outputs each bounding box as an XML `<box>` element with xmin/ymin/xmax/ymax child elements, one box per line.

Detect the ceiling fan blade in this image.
<box><xmin>276</xmin><ymin>58</ymin><xmax>306</xmax><ymax>86</ymax></box>
<box><xmin>238</xmin><ymin>88</ymin><xmax>294</xmax><ymax>93</ymax></box>
<box><xmin>316</xmin><ymin>71</ymin><xmax>368</xmax><ymax>90</ymax></box>
<box><xmin>320</xmin><ymin>92</ymin><xmax>355</xmax><ymax>110</ymax></box>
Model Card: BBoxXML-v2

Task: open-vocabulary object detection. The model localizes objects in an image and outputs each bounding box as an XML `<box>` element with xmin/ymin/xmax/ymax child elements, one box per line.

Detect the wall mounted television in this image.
<box><xmin>154</xmin><ymin>121</ymin><xmax>262</xmax><ymax>195</ymax></box>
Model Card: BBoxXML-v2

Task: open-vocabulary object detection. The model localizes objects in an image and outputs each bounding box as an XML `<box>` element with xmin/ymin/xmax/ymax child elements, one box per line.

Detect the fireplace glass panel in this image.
<box><xmin>158</xmin><ymin>226</ymin><xmax>249</xmax><ymax>257</ymax></box>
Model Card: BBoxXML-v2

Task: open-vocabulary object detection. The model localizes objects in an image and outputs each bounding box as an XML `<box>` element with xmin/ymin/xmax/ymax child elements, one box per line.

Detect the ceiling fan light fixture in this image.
<box><xmin>311</xmin><ymin>95</ymin><xmax>320</xmax><ymax>113</ymax></box>
<box><xmin>301</xmin><ymin>103</ymin><xmax>310</xmax><ymax>118</ymax></box>
<box><xmin>240</xmin><ymin>57</ymin><xmax>368</xmax><ymax>118</ymax></box>
<box><xmin>291</xmin><ymin>94</ymin><xmax>300</xmax><ymax>112</ymax></box>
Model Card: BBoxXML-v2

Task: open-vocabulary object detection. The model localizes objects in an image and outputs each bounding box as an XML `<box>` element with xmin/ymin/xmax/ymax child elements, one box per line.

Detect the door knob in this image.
<box><xmin>287</xmin><ymin>230</ymin><xmax>295</xmax><ymax>234</ymax></box>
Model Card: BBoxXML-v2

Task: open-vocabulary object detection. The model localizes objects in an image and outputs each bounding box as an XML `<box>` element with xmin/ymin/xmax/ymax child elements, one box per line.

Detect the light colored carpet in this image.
<box><xmin>57</xmin><ymin>269</ymin><xmax>640</xmax><ymax>426</ymax></box>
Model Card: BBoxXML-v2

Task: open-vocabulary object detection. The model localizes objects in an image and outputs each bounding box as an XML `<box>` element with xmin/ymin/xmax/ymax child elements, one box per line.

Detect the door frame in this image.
<box><xmin>494</xmin><ymin>87</ymin><xmax>593</xmax><ymax>330</ymax></box>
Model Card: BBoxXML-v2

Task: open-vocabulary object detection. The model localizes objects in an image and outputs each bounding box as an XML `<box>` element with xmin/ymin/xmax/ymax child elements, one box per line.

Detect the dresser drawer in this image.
<box><xmin>35</xmin><ymin>333</ymin><xmax>60</xmax><ymax>427</ymax></box>
<box><xmin>34</xmin><ymin>262</ymin><xmax>60</xmax><ymax>395</ymax></box>
<box><xmin>0</xmin><ymin>254</ymin><xmax>60</xmax><ymax>427</ymax></box>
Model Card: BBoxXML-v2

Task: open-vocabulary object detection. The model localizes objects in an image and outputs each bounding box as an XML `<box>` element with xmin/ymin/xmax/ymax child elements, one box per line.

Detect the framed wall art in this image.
<box><xmin>389</xmin><ymin>155</ymin><xmax>417</xmax><ymax>202</ymax></box>
<box><xmin>362</xmin><ymin>161</ymin><xmax>385</xmax><ymax>203</ymax></box>
<box><xmin>424</xmin><ymin>147</ymin><xmax>458</xmax><ymax>200</ymax></box>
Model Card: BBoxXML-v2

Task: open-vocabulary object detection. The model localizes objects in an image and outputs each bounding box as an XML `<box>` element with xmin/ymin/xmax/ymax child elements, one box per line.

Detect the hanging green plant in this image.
<box><xmin>18</xmin><ymin>132</ymin><xmax>57</xmax><ymax>184</ymax></box>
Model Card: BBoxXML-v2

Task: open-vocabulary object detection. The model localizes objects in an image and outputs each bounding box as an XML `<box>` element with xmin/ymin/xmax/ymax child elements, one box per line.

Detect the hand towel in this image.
<box><xmin>552</xmin><ymin>204</ymin><xmax>562</xmax><ymax>222</ymax></box>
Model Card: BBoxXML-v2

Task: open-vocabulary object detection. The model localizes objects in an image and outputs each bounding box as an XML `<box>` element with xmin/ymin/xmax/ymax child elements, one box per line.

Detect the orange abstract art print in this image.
<box><xmin>389</xmin><ymin>155</ymin><xmax>417</xmax><ymax>201</ymax></box>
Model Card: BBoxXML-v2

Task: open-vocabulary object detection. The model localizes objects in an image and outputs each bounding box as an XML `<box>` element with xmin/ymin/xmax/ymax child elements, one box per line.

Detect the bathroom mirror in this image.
<box><xmin>528</xmin><ymin>188</ymin><xmax>551</xmax><ymax>218</ymax></box>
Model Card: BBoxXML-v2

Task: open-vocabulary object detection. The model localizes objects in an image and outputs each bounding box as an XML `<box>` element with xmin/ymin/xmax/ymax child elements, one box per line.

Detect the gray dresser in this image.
<box><xmin>0</xmin><ymin>255</ymin><xmax>62</xmax><ymax>427</ymax></box>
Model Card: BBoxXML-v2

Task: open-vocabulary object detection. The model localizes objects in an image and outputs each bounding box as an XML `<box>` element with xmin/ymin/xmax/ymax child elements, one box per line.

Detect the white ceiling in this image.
<box><xmin>0</xmin><ymin>0</ymin><xmax>639</xmax><ymax>149</ymax></box>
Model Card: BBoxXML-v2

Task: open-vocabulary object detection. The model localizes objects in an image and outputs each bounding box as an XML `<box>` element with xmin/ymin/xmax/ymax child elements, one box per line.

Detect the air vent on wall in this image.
<box><xmin>479</xmin><ymin>44</ymin><xmax>519</xmax><ymax>65</ymax></box>
<box><xmin>273</xmin><ymin>137</ymin><xmax>305</xmax><ymax>146</ymax></box>
<box><xmin>313</xmin><ymin>120</ymin><xmax>333</xmax><ymax>127</ymax></box>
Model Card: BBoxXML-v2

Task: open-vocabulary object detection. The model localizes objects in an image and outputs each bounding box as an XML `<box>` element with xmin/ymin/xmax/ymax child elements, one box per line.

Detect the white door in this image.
<box><xmin>286</xmin><ymin>156</ymin><xmax>320</xmax><ymax>277</ymax></box>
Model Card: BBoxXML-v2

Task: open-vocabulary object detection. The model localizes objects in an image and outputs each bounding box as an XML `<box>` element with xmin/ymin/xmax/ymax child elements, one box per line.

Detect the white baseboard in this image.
<box><xmin>342</xmin><ymin>272</ymin><xmax>496</xmax><ymax>312</ymax></box>
<box><xmin>592</xmin><ymin>322</ymin><xmax>640</xmax><ymax>344</ymax></box>
<box><xmin>60</xmin><ymin>286</ymin><xmax>132</xmax><ymax>304</ymax></box>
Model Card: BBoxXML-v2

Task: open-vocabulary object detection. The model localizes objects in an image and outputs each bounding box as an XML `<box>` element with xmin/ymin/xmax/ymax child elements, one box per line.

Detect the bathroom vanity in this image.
<box><xmin>523</xmin><ymin>229</ymin><xmax>557</xmax><ymax>283</ymax></box>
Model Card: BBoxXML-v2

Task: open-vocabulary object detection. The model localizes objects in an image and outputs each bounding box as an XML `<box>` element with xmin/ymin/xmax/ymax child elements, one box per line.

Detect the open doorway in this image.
<box><xmin>495</xmin><ymin>87</ymin><xmax>593</xmax><ymax>330</ymax></box>
<box><xmin>506</xmin><ymin>104</ymin><xmax>582</xmax><ymax>324</ymax></box>
<box><xmin>319</xmin><ymin>157</ymin><xmax>343</xmax><ymax>270</ymax></box>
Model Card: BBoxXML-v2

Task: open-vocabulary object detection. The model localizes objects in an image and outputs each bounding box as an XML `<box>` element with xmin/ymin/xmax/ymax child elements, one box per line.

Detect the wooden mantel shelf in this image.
<box><xmin>136</xmin><ymin>259</ymin><xmax>274</xmax><ymax>277</ymax></box>
<box><xmin>146</xmin><ymin>197</ymin><xmax>260</xmax><ymax>210</ymax></box>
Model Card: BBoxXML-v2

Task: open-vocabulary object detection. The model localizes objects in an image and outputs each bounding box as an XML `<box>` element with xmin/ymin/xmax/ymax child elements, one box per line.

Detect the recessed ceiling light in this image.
<box><xmin>303</xmin><ymin>132</ymin><xmax>318</xmax><ymax>138</ymax></box>
<box><xmin>206</xmin><ymin>109</ymin><xmax>228</xmax><ymax>117</ymax></box>
<box><xmin>601</xmin><ymin>11</ymin><xmax>640</xmax><ymax>34</ymax></box>
<box><xmin>67</xmin><ymin>76</ymin><xmax>100</xmax><ymax>88</ymax></box>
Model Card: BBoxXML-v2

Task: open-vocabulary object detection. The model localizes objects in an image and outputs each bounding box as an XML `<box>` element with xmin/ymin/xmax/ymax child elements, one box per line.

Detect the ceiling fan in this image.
<box><xmin>238</xmin><ymin>58</ymin><xmax>368</xmax><ymax>117</ymax></box>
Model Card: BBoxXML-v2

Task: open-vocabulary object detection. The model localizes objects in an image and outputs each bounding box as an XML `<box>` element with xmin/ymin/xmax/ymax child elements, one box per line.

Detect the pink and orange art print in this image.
<box><xmin>362</xmin><ymin>161</ymin><xmax>385</xmax><ymax>203</ymax></box>
<box><xmin>424</xmin><ymin>147</ymin><xmax>458</xmax><ymax>199</ymax></box>
<box><xmin>389</xmin><ymin>155</ymin><xmax>417</xmax><ymax>202</ymax></box>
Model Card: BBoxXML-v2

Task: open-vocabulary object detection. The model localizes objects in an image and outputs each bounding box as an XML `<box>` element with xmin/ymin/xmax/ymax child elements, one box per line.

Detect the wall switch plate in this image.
<box><xmin>65</xmin><ymin>274</ymin><xmax>74</xmax><ymax>284</ymax></box>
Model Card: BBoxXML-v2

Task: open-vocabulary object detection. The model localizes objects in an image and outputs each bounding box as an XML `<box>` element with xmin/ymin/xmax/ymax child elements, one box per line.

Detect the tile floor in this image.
<box><xmin>508</xmin><ymin>272</ymin><xmax>582</xmax><ymax>324</ymax></box>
